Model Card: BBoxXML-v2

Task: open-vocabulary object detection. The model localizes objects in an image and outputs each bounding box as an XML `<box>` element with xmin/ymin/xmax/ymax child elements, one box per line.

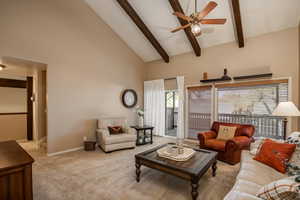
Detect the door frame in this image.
<box><xmin>27</xmin><ymin>76</ymin><xmax>33</xmax><ymax>140</ymax></box>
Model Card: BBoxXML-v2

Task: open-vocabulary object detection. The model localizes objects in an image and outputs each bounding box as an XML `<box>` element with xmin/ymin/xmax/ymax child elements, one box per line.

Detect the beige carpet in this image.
<box><xmin>24</xmin><ymin>138</ymin><xmax>239</xmax><ymax>200</ymax></box>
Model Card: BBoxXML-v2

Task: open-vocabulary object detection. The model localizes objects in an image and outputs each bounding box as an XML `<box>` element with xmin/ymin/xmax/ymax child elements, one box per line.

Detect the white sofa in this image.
<box><xmin>224</xmin><ymin>150</ymin><xmax>288</xmax><ymax>200</ymax></box>
<box><xmin>96</xmin><ymin>117</ymin><xmax>136</xmax><ymax>152</ymax></box>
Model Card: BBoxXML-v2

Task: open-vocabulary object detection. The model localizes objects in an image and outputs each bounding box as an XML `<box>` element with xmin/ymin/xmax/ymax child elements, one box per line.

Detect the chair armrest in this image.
<box><xmin>124</xmin><ymin>127</ymin><xmax>135</xmax><ymax>135</ymax></box>
<box><xmin>198</xmin><ymin>131</ymin><xmax>217</xmax><ymax>148</ymax></box>
<box><xmin>226</xmin><ymin>136</ymin><xmax>252</xmax><ymax>151</ymax></box>
<box><xmin>96</xmin><ymin>128</ymin><xmax>109</xmax><ymax>136</ymax></box>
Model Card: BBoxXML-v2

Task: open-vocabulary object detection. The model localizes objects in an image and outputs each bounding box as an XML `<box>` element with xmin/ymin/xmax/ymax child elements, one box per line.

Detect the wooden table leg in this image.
<box><xmin>212</xmin><ymin>160</ymin><xmax>217</xmax><ymax>177</ymax></box>
<box><xmin>191</xmin><ymin>177</ymin><xmax>199</xmax><ymax>200</ymax></box>
<box><xmin>135</xmin><ymin>160</ymin><xmax>141</xmax><ymax>182</ymax></box>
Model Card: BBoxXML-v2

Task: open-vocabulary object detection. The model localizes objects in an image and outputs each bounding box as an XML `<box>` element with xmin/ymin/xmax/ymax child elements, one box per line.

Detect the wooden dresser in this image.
<box><xmin>0</xmin><ymin>141</ymin><xmax>34</xmax><ymax>200</ymax></box>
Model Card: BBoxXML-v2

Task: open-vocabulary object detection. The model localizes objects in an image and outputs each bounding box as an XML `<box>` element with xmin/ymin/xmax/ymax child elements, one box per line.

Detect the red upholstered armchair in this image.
<box><xmin>198</xmin><ymin>122</ymin><xmax>255</xmax><ymax>165</ymax></box>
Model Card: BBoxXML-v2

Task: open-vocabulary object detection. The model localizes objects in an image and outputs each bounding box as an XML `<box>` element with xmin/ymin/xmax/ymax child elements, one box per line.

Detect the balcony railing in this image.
<box><xmin>188</xmin><ymin>113</ymin><xmax>284</xmax><ymax>139</ymax></box>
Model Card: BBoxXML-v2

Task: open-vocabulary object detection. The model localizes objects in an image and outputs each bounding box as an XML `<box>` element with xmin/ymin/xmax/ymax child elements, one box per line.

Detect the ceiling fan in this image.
<box><xmin>171</xmin><ymin>1</ymin><xmax>226</xmax><ymax>37</ymax></box>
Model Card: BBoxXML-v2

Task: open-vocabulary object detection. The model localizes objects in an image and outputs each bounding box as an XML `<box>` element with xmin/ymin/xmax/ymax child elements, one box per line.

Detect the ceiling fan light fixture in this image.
<box><xmin>191</xmin><ymin>24</ymin><xmax>201</xmax><ymax>35</ymax></box>
<box><xmin>0</xmin><ymin>64</ymin><xmax>6</xmax><ymax>71</ymax></box>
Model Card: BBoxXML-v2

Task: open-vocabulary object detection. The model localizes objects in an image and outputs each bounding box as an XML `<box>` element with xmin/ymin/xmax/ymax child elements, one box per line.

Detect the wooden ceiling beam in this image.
<box><xmin>116</xmin><ymin>0</ymin><xmax>169</xmax><ymax>63</ymax></box>
<box><xmin>230</xmin><ymin>0</ymin><xmax>244</xmax><ymax>48</ymax></box>
<box><xmin>168</xmin><ymin>0</ymin><xmax>201</xmax><ymax>57</ymax></box>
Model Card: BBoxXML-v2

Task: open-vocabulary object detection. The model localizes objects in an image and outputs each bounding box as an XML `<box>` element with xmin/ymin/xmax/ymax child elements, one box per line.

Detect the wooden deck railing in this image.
<box><xmin>188</xmin><ymin>113</ymin><xmax>284</xmax><ymax>139</ymax></box>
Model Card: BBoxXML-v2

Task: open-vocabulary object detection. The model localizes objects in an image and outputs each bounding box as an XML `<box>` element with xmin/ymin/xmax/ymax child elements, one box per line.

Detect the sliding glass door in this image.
<box><xmin>187</xmin><ymin>79</ymin><xmax>289</xmax><ymax>140</ymax></box>
<box><xmin>165</xmin><ymin>90</ymin><xmax>178</xmax><ymax>137</ymax></box>
<box><xmin>187</xmin><ymin>86</ymin><xmax>212</xmax><ymax>139</ymax></box>
<box><xmin>217</xmin><ymin>82</ymin><xmax>288</xmax><ymax>139</ymax></box>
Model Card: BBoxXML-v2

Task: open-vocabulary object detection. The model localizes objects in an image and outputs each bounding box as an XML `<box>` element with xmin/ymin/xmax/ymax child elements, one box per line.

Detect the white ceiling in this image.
<box><xmin>85</xmin><ymin>0</ymin><xmax>300</xmax><ymax>62</ymax></box>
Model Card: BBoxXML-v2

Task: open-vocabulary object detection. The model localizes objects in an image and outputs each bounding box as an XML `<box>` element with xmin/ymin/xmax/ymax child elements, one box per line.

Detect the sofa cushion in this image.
<box><xmin>238</xmin><ymin>161</ymin><xmax>287</xmax><ymax>186</ymax></box>
<box><xmin>231</xmin><ymin>179</ymin><xmax>262</xmax><ymax>196</ymax></box>
<box><xmin>103</xmin><ymin>134</ymin><xmax>136</xmax><ymax>145</ymax></box>
<box><xmin>205</xmin><ymin>139</ymin><xmax>226</xmax><ymax>152</ymax></box>
<box><xmin>238</xmin><ymin>150</ymin><xmax>287</xmax><ymax>186</ymax></box>
<box><xmin>253</xmin><ymin>139</ymin><xmax>296</xmax><ymax>173</ymax></box>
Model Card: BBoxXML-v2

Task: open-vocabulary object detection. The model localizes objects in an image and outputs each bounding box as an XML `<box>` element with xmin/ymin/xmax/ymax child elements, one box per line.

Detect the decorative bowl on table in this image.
<box><xmin>157</xmin><ymin>144</ymin><xmax>196</xmax><ymax>162</ymax></box>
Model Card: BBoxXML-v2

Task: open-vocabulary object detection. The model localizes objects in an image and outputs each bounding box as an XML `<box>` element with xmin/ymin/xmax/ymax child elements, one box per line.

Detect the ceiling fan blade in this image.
<box><xmin>171</xmin><ymin>23</ymin><xmax>192</xmax><ymax>33</ymax></box>
<box><xmin>173</xmin><ymin>12</ymin><xmax>193</xmax><ymax>22</ymax></box>
<box><xmin>200</xmin><ymin>18</ymin><xmax>227</xmax><ymax>24</ymax></box>
<box><xmin>196</xmin><ymin>1</ymin><xmax>218</xmax><ymax>20</ymax></box>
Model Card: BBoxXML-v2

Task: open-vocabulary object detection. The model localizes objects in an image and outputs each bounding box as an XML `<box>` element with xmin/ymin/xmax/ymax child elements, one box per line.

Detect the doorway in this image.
<box><xmin>0</xmin><ymin>56</ymin><xmax>47</xmax><ymax>149</ymax></box>
<box><xmin>165</xmin><ymin>90</ymin><xmax>178</xmax><ymax>137</ymax></box>
<box><xmin>0</xmin><ymin>77</ymin><xmax>33</xmax><ymax>141</ymax></box>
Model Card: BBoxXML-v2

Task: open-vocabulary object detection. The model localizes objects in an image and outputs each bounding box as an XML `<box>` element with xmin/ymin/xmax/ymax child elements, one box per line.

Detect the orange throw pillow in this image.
<box><xmin>253</xmin><ymin>139</ymin><xmax>296</xmax><ymax>173</ymax></box>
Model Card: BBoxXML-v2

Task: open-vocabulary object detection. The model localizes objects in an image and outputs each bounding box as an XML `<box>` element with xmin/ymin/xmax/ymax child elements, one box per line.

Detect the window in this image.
<box><xmin>217</xmin><ymin>82</ymin><xmax>288</xmax><ymax>138</ymax></box>
<box><xmin>187</xmin><ymin>80</ymin><xmax>289</xmax><ymax>140</ymax></box>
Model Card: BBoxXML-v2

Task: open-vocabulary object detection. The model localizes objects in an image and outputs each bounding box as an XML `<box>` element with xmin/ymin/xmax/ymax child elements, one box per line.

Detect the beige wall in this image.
<box><xmin>0</xmin><ymin>114</ymin><xmax>27</xmax><ymax>141</ymax></box>
<box><xmin>299</xmin><ymin>22</ymin><xmax>300</xmax><ymax>126</ymax></box>
<box><xmin>0</xmin><ymin>0</ymin><xmax>145</xmax><ymax>153</ymax></box>
<box><xmin>146</xmin><ymin>28</ymin><xmax>299</xmax><ymax>132</ymax></box>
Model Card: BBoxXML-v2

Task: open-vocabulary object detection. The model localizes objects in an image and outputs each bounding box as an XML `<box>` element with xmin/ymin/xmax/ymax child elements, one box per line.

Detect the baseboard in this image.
<box><xmin>17</xmin><ymin>139</ymin><xmax>28</xmax><ymax>143</ymax></box>
<box><xmin>47</xmin><ymin>146</ymin><xmax>83</xmax><ymax>157</ymax></box>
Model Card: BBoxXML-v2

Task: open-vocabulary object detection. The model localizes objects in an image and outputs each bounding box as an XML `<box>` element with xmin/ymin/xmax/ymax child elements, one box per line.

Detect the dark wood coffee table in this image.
<box><xmin>135</xmin><ymin>143</ymin><xmax>218</xmax><ymax>200</ymax></box>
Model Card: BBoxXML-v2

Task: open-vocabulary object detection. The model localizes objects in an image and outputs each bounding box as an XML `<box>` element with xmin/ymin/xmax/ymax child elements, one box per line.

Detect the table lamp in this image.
<box><xmin>272</xmin><ymin>101</ymin><xmax>300</xmax><ymax>139</ymax></box>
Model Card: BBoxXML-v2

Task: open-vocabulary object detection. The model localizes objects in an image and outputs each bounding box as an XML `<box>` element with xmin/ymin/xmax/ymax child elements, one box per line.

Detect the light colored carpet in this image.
<box><xmin>24</xmin><ymin>137</ymin><xmax>239</xmax><ymax>200</ymax></box>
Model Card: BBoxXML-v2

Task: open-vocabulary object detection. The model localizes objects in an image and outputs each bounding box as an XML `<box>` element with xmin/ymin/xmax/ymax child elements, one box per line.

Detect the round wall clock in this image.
<box><xmin>122</xmin><ymin>89</ymin><xmax>138</xmax><ymax>108</ymax></box>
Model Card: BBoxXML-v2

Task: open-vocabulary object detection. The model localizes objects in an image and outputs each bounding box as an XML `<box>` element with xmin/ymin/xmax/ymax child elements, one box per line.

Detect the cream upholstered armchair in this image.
<box><xmin>96</xmin><ymin>117</ymin><xmax>136</xmax><ymax>152</ymax></box>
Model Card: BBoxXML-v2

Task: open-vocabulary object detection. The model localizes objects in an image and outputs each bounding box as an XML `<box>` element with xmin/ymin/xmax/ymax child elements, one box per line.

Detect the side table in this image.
<box><xmin>131</xmin><ymin>126</ymin><xmax>154</xmax><ymax>146</ymax></box>
<box><xmin>84</xmin><ymin>141</ymin><xmax>96</xmax><ymax>151</ymax></box>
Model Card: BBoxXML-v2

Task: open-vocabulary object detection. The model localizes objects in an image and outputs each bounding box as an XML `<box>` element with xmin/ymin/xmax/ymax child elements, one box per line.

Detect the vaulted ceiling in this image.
<box><xmin>84</xmin><ymin>0</ymin><xmax>300</xmax><ymax>62</ymax></box>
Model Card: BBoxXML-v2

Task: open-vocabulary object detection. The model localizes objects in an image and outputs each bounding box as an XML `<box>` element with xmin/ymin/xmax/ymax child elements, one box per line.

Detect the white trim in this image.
<box><xmin>37</xmin><ymin>136</ymin><xmax>46</xmax><ymax>149</ymax></box>
<box><xmin>287</xmin><ymin>77</ymin><xmax>293</xmax><ymax>134</ymax></box>
<box><xmin>185</xmin><ymin>88</ymin><xmax>189</xmax><ymax>139</ymax></box>
<box><xmin>185</xmin><ymin>77</ymin><xmax>291</xmax><ymax>89</ymax></box>
<box><xmin>17</xmin><ymin>139</ymin><xmax>28</xmax><ymax>143</ymax></box>
<box><xmin>47</xmin><ymin>146</ymin><xmax>83</xmax><ymax>157</ymax></box>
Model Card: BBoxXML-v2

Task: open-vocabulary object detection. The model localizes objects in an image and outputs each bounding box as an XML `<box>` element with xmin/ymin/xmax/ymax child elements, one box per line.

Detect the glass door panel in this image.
<box><xmin>165</xmin><ymin>90</ymin><xmax>178</xmax><ymax>137</ymax></box>
<box><xmin>188</xmin><ymin>88</ymin><xmax>212</xmax><ymax>139</ymax></box>
<box><xmin>217</xmin><ymin>83</ymin><xmax>288</xmax><ymax>139</ymax></box>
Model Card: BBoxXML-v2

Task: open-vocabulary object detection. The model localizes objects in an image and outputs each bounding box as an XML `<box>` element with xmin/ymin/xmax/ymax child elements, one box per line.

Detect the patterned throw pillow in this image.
<box><xmin>253</xmin><ymin>139</ymin><xmax>296</xmax><ymax>173</ymax></box>
<box><xmin>250</xmin><ymin>138</ymin><xmax>284</xmax><ymax>156</ymax></box>
<box><xmin>216</xmin><ymin>125</ymin><xmax>237</xmax><ymax>141</ymax></box>
<box><xmin>108</xmin><ymin>126</ymin><xmax>123</xmax><ymax>134</ymax></box>
<box><xmin>256</xmin><ymin>176</ymin><xmax>300</xmax><ymax>200</ymax></box>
